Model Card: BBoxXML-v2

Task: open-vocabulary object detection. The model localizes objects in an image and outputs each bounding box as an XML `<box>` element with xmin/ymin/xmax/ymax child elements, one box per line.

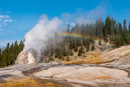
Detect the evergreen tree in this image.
<box><xmin>86</xmin><ymin>45</ymin><xmax>89</xmax><ymax>52</ymax></box>
<box><xmin>129</xmin><ymin>22</ymin><xmax>130</xmax><ymax>32</ymax></box>
<box><xmin>0</xmin><ymin>40</ymin><xmax>24</xmax><ymax>67</ymax></box>
<box><xmin>105</xmin><ymin>16</ymin><xmax>111</xmax><ymax>35</ymax></box>
<box><xmin>78</xmin><ymin>49</ymin><xmax>82</xmax><ymax>56</ymax></box>
<box><xmin>67</xmin><ymin>24</ymin><xmax>70</xmax><ymax>32</ymax></box>
<box><xmin>99</xmin><ymin>40</ymin><xmax>101</xmax><ymax>45</ymax></box>
<box><xmin>66</xmin><ymin>56</ymin><xmax>70</xmax><ymax>61</ymax></box>
<box><xmin>91</xmin><ymin>43</ymin><xmax>95</xmax><ymax>51</ymax></box>
<box><xmin>114</xmin><ymin>36</ymin><xmax>121</xmax><ymax>47</ymax></box>
<box><xmin>78</xmin><ymin>47</ymin><xmax>83</xmax><ymax>56</ymax></box>
<box><xmin>118</xmin><ymin>23</ymin><xmax>122</xmax><ymax>34</ymax></box>
<box><xmin>0</xmin><ymin>48</ymin><xmax>2</xmax><ymax>66</ymax></box>
<box><xmin>74</xmin><ymin>43</ymin><xmax>78</xmax><ymax>52</ymax></box>
<box><xmin>69</xmin><ymin>50</ymin><xmax>73</xmax><ymax>56</ymax></box>
<box><xmin>123</xmin><ymin>19</ymin><xmax>127</xmax><ymax>32</ymax></box>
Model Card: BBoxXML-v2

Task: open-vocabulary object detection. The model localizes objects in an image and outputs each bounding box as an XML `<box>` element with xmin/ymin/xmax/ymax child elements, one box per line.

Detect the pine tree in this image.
<box><xmin>114</xmin><ymin>36</ymin><xmax>121</xmax><ymax>47</ymax></box>
<box><xmin>69</xmin><ymin>50</ymin><xmax>73</xmax><ymax>56</ymax></box>
<box><xmin>86</xmin><ymin>45</ymin><xmax>89</xmax><ymax>52</ymax></box>
<box><xmin>119</xmin><ymin>23</ymin><xmax>122</xmax><ymax>34</ymax></box>
<box><xmin>66</xmin><ymin>56</ymin><xmax>70</xmax><ymax>61</ymax></box>
<box><xmin>123</xmin><ymin>19</ymin><xmax>127</xmax><ymax>32</ymax></box>
<box><xmin>105</xmin><ymin>16</ymin><xmax>111</xmax><ymax>35</ymax></box>
<box><xmin>78</xmin><ymin>49</ymin><xmax>82</xmax><ymax>56</ymax></box>
<box><xmin>78</xmin><ymin>46</ymin><xmax>84</xmax><ymax>56</ymax></box>
<box><xmin>0</xmin><ymin>48</ymin><xmax>2</xmax><ymax>67</ymax></box>
<box><xmin>103</xmin><ymin>27</ymin><xmax>108</xmax><ymax>42</ymax></box>
<box><xmin>91</xmin><ymin>43</ymin><xmax>95</xmax><ymax>51</ymax></box>
<box><xmin>0</xmin><ymin>40</ymin><xmax>24</xmax><ymax>67</ymax></box>
<box><xmin>49</xmin><ymin>57</ymin><xmax>54</xmax><ymax>61</ymax></box>
<box><xmin>7</xmin><ymin>43</ymin><xmax>10</xmax><ymax>51</ymax></box>
<box><xmin>67</xmin><ymin>24</ymin><xmax>70</xmax><ymax>32</ymax></box>
<box><xmin>74</xmin><ymin>43</ymin><xmax>78</xmax><ymax>52</ymax></box>
<box><xmin>99</xmin><ymin>40</ymin><xmax>101</xmax><ymax>45</ymax></box>
<box><xmin>86</xmin><ymin>40</ymin><xmax>90</xmax><ymax>52</ymax></box>
<box><xmin>129</xmin><ymin>22</ymin><xmax>130</xmax><ymax>32</ymax></box>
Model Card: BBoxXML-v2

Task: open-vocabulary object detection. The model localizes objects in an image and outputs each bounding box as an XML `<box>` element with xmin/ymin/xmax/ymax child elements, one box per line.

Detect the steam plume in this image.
<box><xmin>23</xmin><ymin>15</ymin><xmax>62</xmax><ymax>62</ymax></box>
<box><xmin>23</xmin><ymin>1</ymin><xmax>105</xmax><ymax>62</ymax></box>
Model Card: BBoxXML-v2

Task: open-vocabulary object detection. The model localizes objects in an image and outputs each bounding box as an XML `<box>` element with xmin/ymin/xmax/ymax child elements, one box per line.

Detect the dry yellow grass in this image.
<box><xmin>0</xmin><ymin>78</ymin><xmax>62</xmax><ymax>87</ymax></box>
<box><xmin>63</xmin><ymin>52</ymin><xmax>113</xmax><ymax>64</ymax></box>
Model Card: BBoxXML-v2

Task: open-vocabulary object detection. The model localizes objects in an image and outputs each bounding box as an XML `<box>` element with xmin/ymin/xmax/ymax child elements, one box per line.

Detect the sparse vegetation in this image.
<box><xmin>99</xmin><ymin>40</ymin><xmax>101</xmax><ymax>45</ymax></box>
<box><xmin>91</xmin><ymin>43</ymin><xmax>95</xmax><ymax>51</ymax></box>
<box><xmin>0</xmin><ymin>78</ymin><xmax>63</xmax><ymax>87</ymax></box>
<box><xmin>63</xmin><ymin>52</ymin><xmax>114</xmax><ymax>64</ymax></box>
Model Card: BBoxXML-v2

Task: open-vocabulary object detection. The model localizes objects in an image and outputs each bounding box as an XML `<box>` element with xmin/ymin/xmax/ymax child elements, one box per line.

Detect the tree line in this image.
<box><xmin>70</xmin><ymin>16</ymin><xmax>130</xmax><ymax>47</ymax></box>
<box><xmin>0</xmin><ymin>41</ymin><xmax>24</xmax><ymax>67</ymax></box>
<box><xmin>0</xmin><ymin>16</ymin><xmax>130</xmax><ymax>67</ymax></box>
<box><xmin>45</xmin><ymin>16</ymin><xmax>130</xmax><ymax>62</ymax></box>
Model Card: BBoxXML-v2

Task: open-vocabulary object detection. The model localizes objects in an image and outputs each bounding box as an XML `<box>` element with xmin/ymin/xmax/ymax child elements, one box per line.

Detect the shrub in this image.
<box><xmin>99</xmin><ymin>40</ymin><xmax>101</xmax><ymax>45</ymax></box>
<box><xmin>91</xmin><ymin>43</ymin><xmax>95</xmax><ymax>51</ymax></box>
<box><xmin>78</xmin><ymin>48</ymin><xmax>82</xmax><ymax>56</ymax></box>
<box><xmin>66</xmin><ymin>56</ymin><xmax>70</xmax><ymax>61</ymax></box>
<box><xmin>69</xmin><ymin>50</ymin><xmax>73</xmax><ymax>56</ymax></box>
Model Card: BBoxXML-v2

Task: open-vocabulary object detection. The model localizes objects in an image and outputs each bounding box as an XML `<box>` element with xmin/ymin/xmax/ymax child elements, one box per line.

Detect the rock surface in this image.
<box><xmin>100</xmin><ymin>45</ymin><xmax>130</xmax><ymax>69</ymax></box>
<box><xmin>34</xmin><ymin>66</ymin><xmax>130</xmax><ymax>86</ymax></box>
<box><xmin>0</xmin><ymin>45</ymin><xmax>130</xmax><ymax>87</ymax></box>
<box><xmin>0</xmin><ymin>63</ymin><xmax>130</xmax><ymax>86</ymax></box>
<box><xmin>15</xmin><ymin>51</ymin><xmax>36</xmax><ymax>64</ymax></box>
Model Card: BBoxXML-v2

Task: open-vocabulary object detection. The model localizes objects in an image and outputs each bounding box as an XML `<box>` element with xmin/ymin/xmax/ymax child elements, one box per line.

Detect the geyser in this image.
<box><xmin>15</xmin><ymin>51</ymin><xmax>37</xmax><ymax>64</ymax></box>
<box><xmin>16</xmin><ymin>15</ymin><xmax>62</xmax><ymax>64</ymax></box>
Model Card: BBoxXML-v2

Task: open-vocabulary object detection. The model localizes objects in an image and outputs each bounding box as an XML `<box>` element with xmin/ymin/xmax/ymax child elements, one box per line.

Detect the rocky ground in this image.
<box><xmin>0</xmin><ymin>45</ymin><xmax>130</xmax><ymax>87</ymax></box>
<box><xmin>0</xmin><ymin>63</ymin><xmax>130</xmax><ymax>87</ymax></box>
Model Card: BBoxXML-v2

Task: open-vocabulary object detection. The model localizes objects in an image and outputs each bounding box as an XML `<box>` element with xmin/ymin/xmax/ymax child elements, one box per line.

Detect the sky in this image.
<box><xmin>0</xmin><ymin>0</ymin><xmax>130</xmax><ymax>47</ymax></box>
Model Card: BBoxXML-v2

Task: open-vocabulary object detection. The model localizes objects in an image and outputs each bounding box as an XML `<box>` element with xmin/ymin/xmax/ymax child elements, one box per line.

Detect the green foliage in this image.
<box><xmin>69</xmin><ymin>50</ymin><xmax>73</xmax><ymax>56</ymax></box>
<box><xmin>99</xmin><ymin>40</ymin><xmax>101</xmax><ymax>45</ymax></box>
<box><xmin>114</xmin><ymin>36</ymin><xmax>121</xmax><ymax>47</ymax></box>
<box><xmin>78</xmin><ymin>47</ymin><xmax>83</xmax><ymax>56</ymax></box>
<box><xmin>74</xmin><ymin>43</ymin><xmax>78</xmax><ymax>52</ymax></box>
<box><xmin>78</xmin><ymin>50</ymin><xmax>82</xmax><ymax>56</ymax></box>
<box><xmin>66</xmin><ymin>56</ymin><xmax>70</xmax><ymax>61</ymax></box>
<box><xmin>49</xmin><ymin>57</ymin><xmax>54</xmax><ymax>61</ymax></box>
<box><xmin>91</xmin><ymin>44</ymin><xmax>95</xmax><ymax>51</ymax></box>
<box><xmin>129</xmin><ymin>23</ymin><xmax>130</xmax><ymax>32</ymax></box>
<box><xmin>123</xmin><ymin>19</ymin><xmax>127</xmax><ymax>31</ymax></box>
<box><xmin>86</xmin><ymin>45</ymin><xmax>90</xmax><ymax>52</ymax></box>
<box><xmin>54</xmin><ymin>48</ymin><xmax>63</xmax><ymax>59</ymax></box>
<box><xmin>0</xmin><ymin>40</ymin><xmax>24</xmax><ymax>68</ymax></box>
<box><xmin>46</xmin><ymin>16</ymin><xmax>130</xmax><ymax>62</ymax></box>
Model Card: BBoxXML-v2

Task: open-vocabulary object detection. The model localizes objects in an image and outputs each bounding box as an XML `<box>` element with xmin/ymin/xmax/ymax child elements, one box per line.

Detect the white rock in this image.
<box><xmin>15</xmin><ymin>51</ymin><xmax>37</xmax><ymax>64</ymax></box>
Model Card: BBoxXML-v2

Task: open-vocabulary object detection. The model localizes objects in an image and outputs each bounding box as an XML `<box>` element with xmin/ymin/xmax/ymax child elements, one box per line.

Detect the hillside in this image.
<box><xmin>63</xmin><ymin>44</ymin><xmax>130</xmax><ymax>66</ymax></box>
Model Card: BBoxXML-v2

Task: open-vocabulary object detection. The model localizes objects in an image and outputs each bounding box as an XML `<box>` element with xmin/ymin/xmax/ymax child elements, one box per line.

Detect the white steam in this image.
<box><xmin>61</xmin><ymin>1</ymin><xmax>105</xmax><ymax>25</ymax></box>
<box><xmin>23</xmin><ymin>15</ymin><xmax>62</xmax><ymax>62</ymax></box>
<box><xmin>23</xmin><ymin>1</ymin><xmax>105</xmax><ymax>62</ymax></box>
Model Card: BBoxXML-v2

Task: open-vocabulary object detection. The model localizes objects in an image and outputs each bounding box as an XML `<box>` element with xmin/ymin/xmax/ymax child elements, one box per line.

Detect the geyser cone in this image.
<box><xmin>15</xmin><ymin>51</ymin><xmax>37</xmax><ymax>64</ymax></box>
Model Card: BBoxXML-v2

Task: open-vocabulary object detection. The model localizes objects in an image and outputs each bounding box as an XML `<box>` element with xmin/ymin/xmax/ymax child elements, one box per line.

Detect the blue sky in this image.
<box><xmin>0</xmin><ymin>0</ymin><xmax>130</xmax><ymax>47</ymax></box>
